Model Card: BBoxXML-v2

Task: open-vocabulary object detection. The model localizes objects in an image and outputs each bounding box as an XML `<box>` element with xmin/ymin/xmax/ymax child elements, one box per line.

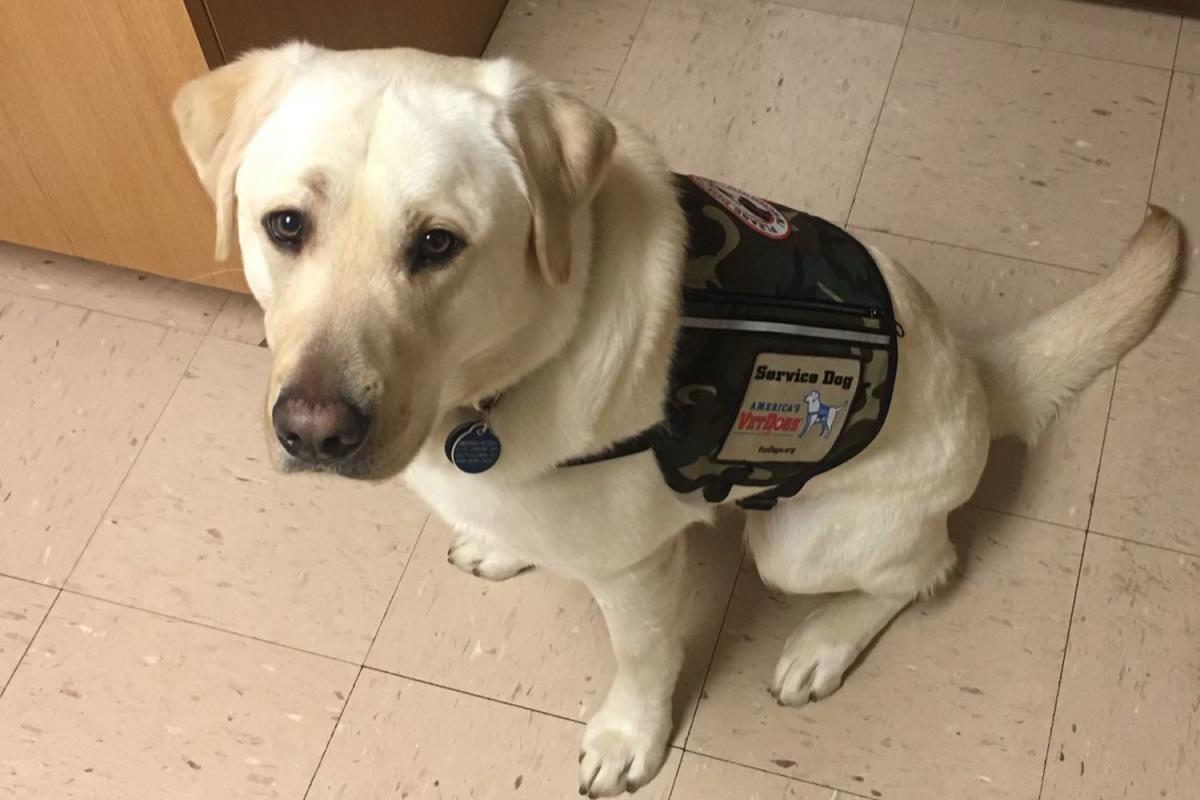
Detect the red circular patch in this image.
<box><xmin>689</xmin><ymin>175</ymin><xmax>792</xmax><ymax>240</ymax></box>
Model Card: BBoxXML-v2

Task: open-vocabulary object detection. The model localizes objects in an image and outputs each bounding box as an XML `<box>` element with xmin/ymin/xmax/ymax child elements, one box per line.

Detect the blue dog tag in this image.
<box><xmin>445</xmin><ymin>422</ymin><xmax>501</xmax><ymax>473</ymax></box>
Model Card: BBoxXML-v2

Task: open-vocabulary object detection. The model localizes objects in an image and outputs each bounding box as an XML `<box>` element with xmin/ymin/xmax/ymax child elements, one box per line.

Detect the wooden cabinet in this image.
<box><xmin>0</xmin><ymin>0</ymin><xmax>507</xmax><ymax>292</ymax></box>
<box><xmin>185</xmin><ymin>0</ymin><xmax>506</xmax><ymax>68</ymax></box>
<box><xmin>0</xmin><ymin>1</ymin><xmax>228</xmax><ymax>285</ymax></box>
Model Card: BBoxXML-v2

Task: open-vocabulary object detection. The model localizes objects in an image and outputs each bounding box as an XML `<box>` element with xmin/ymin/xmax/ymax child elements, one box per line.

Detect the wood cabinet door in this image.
<box><xmin>0</xmin><ymin>1</ymin><xmax>246</xmax><ymax>291</ymax></box>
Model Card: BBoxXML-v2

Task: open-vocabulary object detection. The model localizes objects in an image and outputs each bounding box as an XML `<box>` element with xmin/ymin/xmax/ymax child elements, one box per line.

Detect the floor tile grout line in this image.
<box><xmin>601</xmin><ymin>0</ymin><xmax>653</xmax><ymax>110</ymax></box>
<box><xmin>0</xmin><ymin>284</ymin><xmax>222</xmax><ymax>335</ymax></box>
<box><xmin>1084</xmin><ymin>363</ymin><xmax>1122</xmax><ymax>535</ymax></box>
<box><xmin>0</xmin><ymin>588</ymin><xmax>61</xmax><ymax>699</ymax></box>
<box><xmin>58</xmin><ymin>586</ymin><xmax>360</xmax><ymax>667</ymax></box>
<box><xmin>1036</xmin><ymin>349</ymin><xmax>1122</xmax><ymax>797</ymax></box>
<box><xmin>0</xmin><ymin>570</ymin><xmax>62</xmax><ymax>590</ymax></box>
<box><xmin>844</xmin><ymin>23</ymin><xmax>908</xmax><ymax>228</ymax></box>
<box><xmin>361</xmin><ymin>665</ymin><xmax>590</xmax><ymax>728</ymax></box>
<box><xmin>905</xmin><ymin>22</ymin><xmax>1181</xmax><ymax>73</ymax></box>
<box><xmin>301</xmin><ymin>664</ymin><xmax>364</xmax><ymax>800</ymax></box>
<box><xmin>205</xmin><ymin>329</ymin><xmax>268</xmax><ymax>348</ymax></box>
<box><xmin>963</xmin><ymin>501</ymin><xmax>1087</xmax><ymax>536</ymax></box>
<box><xmin>663</xmin><ymin>747</ymin><xmax>687</xmax><ymax>799</ymax></box>
<box><xmin>850</xmin><ymin>223</ymin><xmax>1200</xmax><ymax>295</ymax></box>
<box><xmin>1170</xmin><ymin>15</ymin><xmax>1185</xmax><ymax>73</ymax></box>
<box><xmin>761</xmin><ymin>0</ymin><xmax>908</xmax><ymax>29</ymax></box>
<box><xmin>207</xmin><ymin>291</ymin><xmax>238</xmax><ymax>338</ymax></box>
<box><xmin>681</xmin><ymin>546</ymin><xmax>746</xmax><ymax>749</ymax></box>
<box><xmin>1036</xmin><ymin>532</ymin><xmax>1089</xmax><ymax>800</ymax></box>
<box><xmin>676</xmin><ymin>749</ymin><xmax>873</xmax><ymax>800</ymax></box>
<box><xmin>197</xmin><ymin>286</ymin><xmax>232</xmax><ymax>337</ymax></box>
<box><xmin>1087</xmin><ymin>528</ymin><xmax>1200</xmax><ymax>561</ymax></box>
<box><xmin>361</xmin><ymin>512</ymin><xmax>432</xmax><ymax>668</ymax></box>
<box><xmin>59</xmin><ymin>335</ymin><xmax>206</xmax><ymax>588</ymax></box>
<box><xmin>1144</xmin><ymin>55</ymin><xmax>1177</xmax><ymax>216</ymax></box>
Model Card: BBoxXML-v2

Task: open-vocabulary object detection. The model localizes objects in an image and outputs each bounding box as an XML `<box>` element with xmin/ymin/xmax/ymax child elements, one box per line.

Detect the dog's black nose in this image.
<box><xmin>272</xmin><ymin>389</ymin><xmax>369</xmax><ymax>464</ymax></box>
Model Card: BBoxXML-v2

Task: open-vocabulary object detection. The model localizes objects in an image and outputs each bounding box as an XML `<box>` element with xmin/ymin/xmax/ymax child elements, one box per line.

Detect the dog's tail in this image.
<box><xmin>975</xmin><ymin>206</ymin><xmax>1182</xmax><ymax>444</ymax></box>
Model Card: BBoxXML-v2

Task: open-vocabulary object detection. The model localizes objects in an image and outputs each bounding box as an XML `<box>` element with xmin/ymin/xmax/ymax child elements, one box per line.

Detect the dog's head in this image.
<box><xmin>173</xmin><ymin>44</ymin><xmax>616</xmax><ymax>479</ymax></box>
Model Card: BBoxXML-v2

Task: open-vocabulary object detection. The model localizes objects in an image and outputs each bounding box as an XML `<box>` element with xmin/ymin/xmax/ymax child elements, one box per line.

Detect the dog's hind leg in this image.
<box><xmin>751</xmin><ymin>511</ymin><xmax>956</xmax><ymax>706</ymax></box>
<box><xmin>447</xmin><ymin>526</ymin><xmax>534</xmax><ymax>581</ymax></box>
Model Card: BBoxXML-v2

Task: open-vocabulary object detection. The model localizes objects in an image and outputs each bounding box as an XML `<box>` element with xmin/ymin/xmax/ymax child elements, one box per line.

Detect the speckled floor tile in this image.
<box><xmin>853</xmin><ymin>228</ymin><xmax>1114</xmax><ymax>529</ymax></box>
<box><xmin>1178</xmin><ymin>17</ymin><xmax>1200</xmax><ymax>74</ymax></box>
<box><xmin>67</xmin><ymin>336</ymin><xmax>425</xmax><ymax>661</ymax></box>
<box><xmin>1041</xmin><ymin>535</ymin><xmax>1199</xmax><ymax>799</ymax></box>
<box><xmin>0</xmin><ymin>241</ymin><xmax>226</xmax><ymax>333</ymax></box>
<box><xmin>484</xmin><ymin>0</ymin><xmax>650</xmax><ymax>108</ymax></box>
<box><xmin>367</xmin><ymin>512</ymin><xmax>742</xmax><ymax>746</ymax></box>
<box><xmin>669</xmin><ymin>752</ymin><xmax>835</xmax><ymax>799</ymax></box>
<box><xmin>909</xmin><ymin>0</ymin><xmax>1181</xmax><ymax>68</ymax></box>
<box><xmin>608</xmin><ymin>0</ymin><xmax>903</xmax><ymax>224</ymax></box>
<box><xmin>0</xmin><ymin>592</ymin><xmax>356</xmax><ymax>800</ymax></box>
<box><xmin>0</xmin><ymin>576</ymin><xmax>56</xmax><ymax>692</ymax></box>
<box><xmin>0</xmin><ymin>292</ymin><xmax>200</xmax><ymax>585</ymax></box>
<box><xmin>1149</xmin><ymin>71</ymin><xmax>1200</xmax><ymax>292</ymax></box>
<box><xmin>773</xmin><ymin>0</ymin><xmax>912</xmax><ymax>26</ymax></box>
<box><xmin>851</xmin><ymin>28</ymin><xmax>1169</xmax><ymax>273</ymax></box>
<box><xmin>2</xmin><ymin>1</ymin><xmax>1198</xmax><ymax>796</ymax></box>
<box><xmin>688</xmin><ymin>507</ymin><xmax>1082</xmax><ymax>800</ymax></box>
<box><xmin>307</xmin><ymin>669</ymin><xmax>681</xmax><ymax>800</ymax></box>
<box><xmin>1091</xmin><ymin>289</ymin><xmax>1200</xmax><ymax>554</ymax></box>
<box><xmin>208</xmin><ymin>292</ymin><xmax>265</xmax><ymax>346</ymax></box>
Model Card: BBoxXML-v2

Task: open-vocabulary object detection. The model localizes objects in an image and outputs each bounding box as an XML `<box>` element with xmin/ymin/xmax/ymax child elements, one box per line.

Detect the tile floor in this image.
<box><xmin>1</xmin><ymin>1</ymin><xmax>1198</xmax><ymax>798</ymax></box>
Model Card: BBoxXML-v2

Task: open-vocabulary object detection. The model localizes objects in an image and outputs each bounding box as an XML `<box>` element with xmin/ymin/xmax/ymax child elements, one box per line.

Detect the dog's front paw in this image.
<box><xmin>578</xmin><ymin>702</ymin><xmax>671</xmax><ymax>797</ymax></box>
<box><xmin>770</xmin><ymin>615</ymin><xmax>857</xmax><ymax>707</ymax></box>
<box><xmin>447</xmin><ymin>532</ymin><xmax>532</xmax><ymax>581</ymax></box>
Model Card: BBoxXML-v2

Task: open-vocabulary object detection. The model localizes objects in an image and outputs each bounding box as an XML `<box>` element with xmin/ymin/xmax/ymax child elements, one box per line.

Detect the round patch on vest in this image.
<box><xmin>689</xmin><ymin>175</ymin><xmax>792</xmax><ymax>240</ymax></box>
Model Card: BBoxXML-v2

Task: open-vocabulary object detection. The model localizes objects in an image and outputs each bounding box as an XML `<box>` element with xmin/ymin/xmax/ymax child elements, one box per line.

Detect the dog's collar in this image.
<box><xmin>447</xmin><ymin>386</ymin><xmax>663</xmax><ymax>474</ymax></box>
<box><xmin>474</xmin><ymin>394</ymin><xmax>500</xmax><ymax>416</ymax></box>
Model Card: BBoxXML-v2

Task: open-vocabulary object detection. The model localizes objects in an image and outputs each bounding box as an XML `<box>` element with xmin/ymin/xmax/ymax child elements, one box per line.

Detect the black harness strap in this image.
<box><xmin>558</xmin><ymin>425</ymin><xmax>791</xmax><ymax>510</ymax></box>
<box><xmin>558</xmin><ymin>427</ymin><xmax>661</xmax><ymax>468</ymax></box>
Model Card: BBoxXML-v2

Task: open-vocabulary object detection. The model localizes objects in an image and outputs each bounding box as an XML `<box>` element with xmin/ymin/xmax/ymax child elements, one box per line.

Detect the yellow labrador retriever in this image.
<box><xmin>173</xmin><ymin>43</ymin><xmax>1180</xmax><ymax>797</ymax></box>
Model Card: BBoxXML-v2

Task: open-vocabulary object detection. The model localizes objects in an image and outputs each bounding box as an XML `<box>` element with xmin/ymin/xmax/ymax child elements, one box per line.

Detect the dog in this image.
<box><xmin>800</xmin><ymin>390</ymin><xmax>844</xmax><ymax>438</ymax></box>
<box><xmin>172</xmin><ymin>43</ymin><xmax>1181</xmax><ymax>797</ymax></box>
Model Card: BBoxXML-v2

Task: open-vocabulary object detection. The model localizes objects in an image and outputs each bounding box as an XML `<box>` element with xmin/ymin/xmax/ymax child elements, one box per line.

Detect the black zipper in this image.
<box><xmin>682</xmin><ymin>286</ymin><xmax>890</xmax><ymax>323</ymax></box>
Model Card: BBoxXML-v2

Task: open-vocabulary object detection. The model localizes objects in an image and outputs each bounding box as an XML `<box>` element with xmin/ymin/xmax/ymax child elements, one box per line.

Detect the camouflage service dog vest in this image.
<box><xmin>565</xmin><ymin>174</ymin><xmax>900</xmax><ymax>511</ymax></box>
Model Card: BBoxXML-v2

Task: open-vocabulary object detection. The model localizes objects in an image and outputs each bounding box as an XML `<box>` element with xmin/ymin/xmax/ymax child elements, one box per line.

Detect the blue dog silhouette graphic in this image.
<box><xmin>800</xmin><ymin>390</ymin><xmax>847</xmax><ymax>438</ymax></box>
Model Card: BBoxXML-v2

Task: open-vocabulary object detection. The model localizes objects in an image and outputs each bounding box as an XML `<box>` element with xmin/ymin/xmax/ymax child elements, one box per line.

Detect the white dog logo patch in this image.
<box><xmin>800</xmin><ymin>390</ymin><xmax>846</xmax><ymax>438</ymax></box>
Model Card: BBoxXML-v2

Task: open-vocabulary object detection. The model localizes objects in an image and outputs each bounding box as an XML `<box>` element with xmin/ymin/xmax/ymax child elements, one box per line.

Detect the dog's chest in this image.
<box><xmin>406</xmin><ymin>448</ymin><xmax>707</xmax><ymax>570</ymax></box>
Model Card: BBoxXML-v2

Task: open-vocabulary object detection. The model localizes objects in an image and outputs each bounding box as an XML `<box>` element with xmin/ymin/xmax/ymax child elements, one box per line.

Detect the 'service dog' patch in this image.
<box><xmin>717</xmin><ymin>353</ymin><xmax>861</xmax><ymax>463</ymax></box>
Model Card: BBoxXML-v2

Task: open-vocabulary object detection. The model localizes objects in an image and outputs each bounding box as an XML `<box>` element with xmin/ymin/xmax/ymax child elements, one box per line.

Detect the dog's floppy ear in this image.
<box><xmin>172</xmin><ymin>43</ymin><xmax>314</xmax><ymax>259</ymax></box>
<box><xmin>489</xmin><ymin>62</ymin><xmax>617</xmax><ymax>286</ymax></box>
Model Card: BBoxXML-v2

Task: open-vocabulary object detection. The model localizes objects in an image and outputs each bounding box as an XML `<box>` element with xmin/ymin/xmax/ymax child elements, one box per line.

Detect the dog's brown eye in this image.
<box><xmin>264</xmin><ymin>209</ymin><xmax>307</xmax><ymax>249</ymax></box>
<box><xmin>411</xmin><ymin>228</ymin><xmax>464</xmax><ymax>271</ymax></box>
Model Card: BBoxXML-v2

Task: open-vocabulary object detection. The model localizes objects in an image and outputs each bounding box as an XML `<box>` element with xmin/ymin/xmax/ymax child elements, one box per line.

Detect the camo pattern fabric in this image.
<box><xmin>647</xmin><ymin>174</ymin><xmax>901</xmax><ymax>509</ymax></box>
